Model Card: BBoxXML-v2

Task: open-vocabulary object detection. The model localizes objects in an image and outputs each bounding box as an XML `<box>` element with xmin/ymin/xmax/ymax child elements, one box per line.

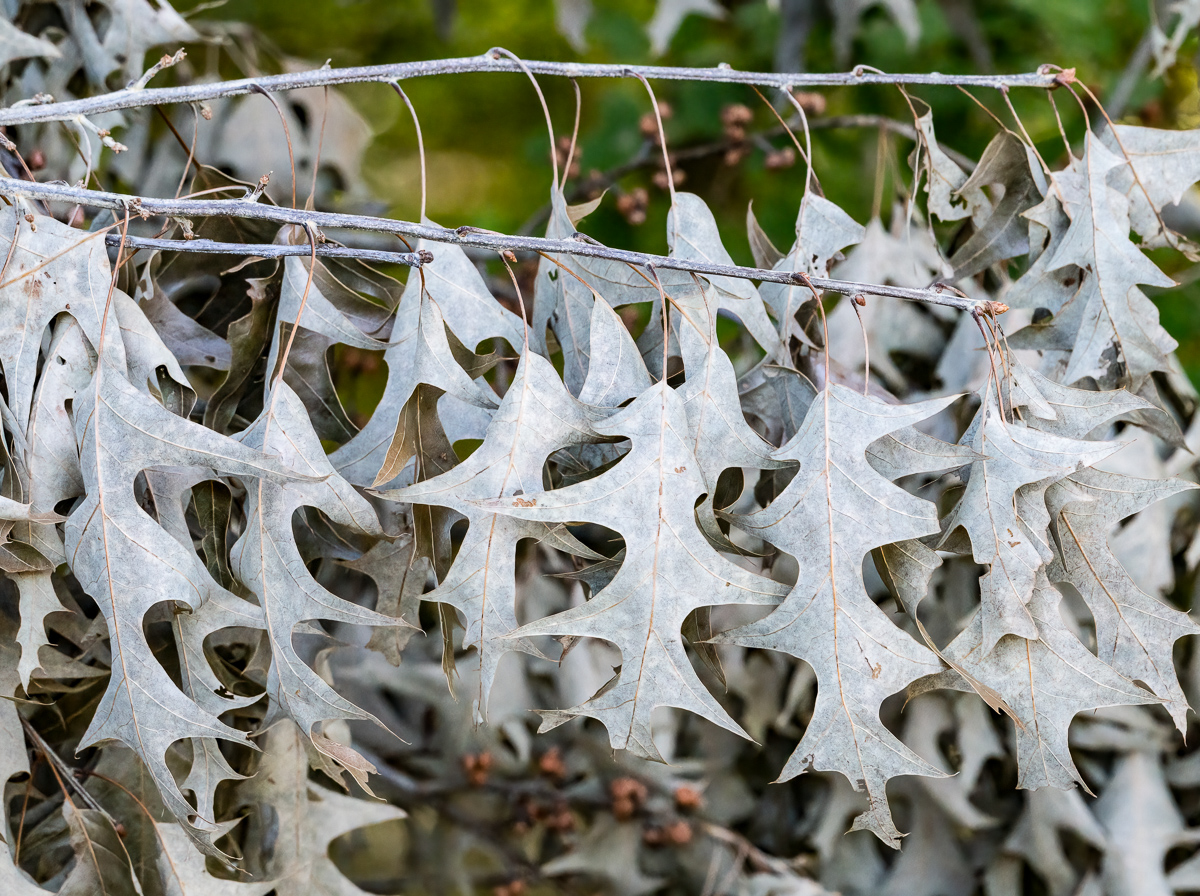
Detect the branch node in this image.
<box><xmin>128</xmin><ymin>48</ymin><xmax>187</xmax><ymax>91</ymax></box>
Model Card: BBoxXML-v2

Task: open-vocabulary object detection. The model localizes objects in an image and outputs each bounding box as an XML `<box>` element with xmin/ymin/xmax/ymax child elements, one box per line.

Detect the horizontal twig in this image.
<box><xmin>0</xmin><ymin>53</ymin><xmax>1060</xmax><ymax>127</ymax></box>
<box><xmin>105</xmin><ymin>233</ymin><xmax>429</xmax><ymax>266</ymax></box>
<box><xmin>0</xmin><ymin>177</ymin><xmax>993</xmax><ymax>313</ymax></box>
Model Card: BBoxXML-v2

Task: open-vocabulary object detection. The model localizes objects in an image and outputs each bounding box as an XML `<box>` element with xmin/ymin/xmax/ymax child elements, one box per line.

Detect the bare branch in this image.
<box><xmin>0</xmin><ymin>53</ymin><xmax>1059</xmax><ymax>128</ymax></box>
<box><xmin>104</xmin><ymin>233</ymin><xmax>429</xmax><ymax>266</ymax></box>
<box><xmin>0</xmin><ymin>176</ymin><xmax>993</xmax><ymax>313</ymax></box>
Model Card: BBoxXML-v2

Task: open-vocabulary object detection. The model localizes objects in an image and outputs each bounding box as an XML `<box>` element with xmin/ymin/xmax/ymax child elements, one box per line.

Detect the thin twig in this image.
<box><xmin>0</xmin><ymin>55</ymin><xmax>1060</xmax><ymax>128</ymax></box>
<box><xmin>1</xmin><ymin>177</ymin><xmax>994</xmax><ymax>313</ymax></box>
<box><xmin>20</xmin><ymin>717</ymin><xmax>111</xmax><ymax>820</ymax></box>
<box><xmin>104</xmin><ymin>233</ymin><xmax>429</xmax><ymax>266</ymax></box>
<box><xmin>248</xmin><ymin>84</ymin><xmax>296</xmax><ymax>209</ymax></box>
<box><xmin>516</xmin><ymin>111</ymin><xmax>973</xmax><ymax>234</ymax></box>
<box><xmin>390</xmin><ymin>83</ymin><xmax>426</xmax><ymax>222</ymax></box>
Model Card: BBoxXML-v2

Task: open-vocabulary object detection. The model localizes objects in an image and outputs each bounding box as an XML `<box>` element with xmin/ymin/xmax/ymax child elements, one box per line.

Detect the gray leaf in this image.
<box><xmin>330</xmin><ymin>284</ymin><xmax>497</xmax><ymax>487</ymax></box>
<box><xmin>232</xmin><ymin>382</ymin><xmax>394</xmax><ymax>784</ymax></box>
<box><xmin>668</xmin><ymin>192</ymin><xmax>782</xmax><ymax>357</ymax></box>
<box><xmin>943</xmin><ymin>392</ymin><xmax>1119</xmax><ymax>651</ymax></box>
<box><xmin>916</xmin><ymin>110</ymin><xmax>989</xmax><ymax>224</ymax></box>
<box><xmin>65</xmin><ymin>352</ymin><xmax>310</xmax><ymax>851</ymax></box>
<box><xmin>235</xmin><ymin>720</ymin><xmax>404</xmax><ymax>896</ymax></box>
<box><xmin>1002</xmin><ymin>787</ymin><xmax>1106</xmax><ymax>896</ymax></box>
<box><xmin>58</xmin><ymin>803</ymin><xmax>142</xmax><ymax>896</ymax></box>
<box><xmin>1100</xmin><ymin>123</ymin><xmax>1200</xmax><ymax>249</ymax></box>
<box><xmin>1047</xmin><ymin>467</ymin><xmax>1199</xmax><ymax>731</ymax></box>
<box><xmin>1009</xmin><ymin>134</ymin><xmax>1177</xmax><ymax>388</ymax></box>
<box><xmin>1096</xmin><ymin>750</ymin><xmax>1191</xmax><ymax>896</ymax></box>
<box><xmin>759</xmin><ymin>194</ymin><xmax>863</xmax><ymax>353</ymax></box>
<box><xmin>380</xmin><ymin>352</ymin><xmax>599</xmax><ymax>713</ymax></box>
<box><xmin>935</xmin><ymin>571</ymin><xmax>1157</xmax><ymax>791</ymax></box>
<box><xmin>0</xmin><ymin>212</ymin><xmax>108</xmax><ymax>430</ymax></box>
<box><xmin>746</xmin><ymin>201</ymin><xmax>784</xmax><ymax>270</ymax></box>
<box><xmin>0</xmin><ymin>18</ymin><xmax>61</xmax><ymax>68</ymax></box>
<box><xmin>717</xmin><ymin>386</ymin><xmax>956</xmax><ymax>845</ymax></box>
<box><xmin>949</xmin><ymin>132</ymin><xmax>1040</xmax><ymax>279</ymax></box>
<box><xmin>646</xmin><ymin>0</ymin><xmax>723</xmax><ymax>55</ymax></box>
<box><xmin>155</xmin><ymin>821</ymin><xmax>275</xmax><ymax>896</ymax></box>
<box><xmin>578</xmin><ymin>299</ymin><xmax>652</xmax><ymax>408</ymax></box>
<box><xmin>478</xmin><ymin>382</ymin><xmax>788</xmax><ymax>759</ymax></box>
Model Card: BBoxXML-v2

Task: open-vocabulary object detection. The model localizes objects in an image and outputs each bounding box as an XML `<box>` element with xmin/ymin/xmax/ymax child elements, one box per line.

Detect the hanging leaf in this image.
<box><xmin>928</xmin><ymin>570</ymin><xmax>1157</xmax><ymax>790</ymax></box>
<box><xmin>379</xmin><ymin>352</ymin><xmax>600</xmax><ymax>713</ymax></box>
<box><xmin>1047</xmin><ymin>467</ymin><xmax>1199</xmax><ymax>730</ymax></box>
<box><xmin>480</xmin><ymin>381</ymin><xmax>789</xmax><ymax>760</ymax></box>
<box><xmin>1008</xmin><ymin>134</ymin><xmax>1177</xmax><ymax>387</ymax></box>
<box><xmin>65</xmin><ymin>352</ymin><xmax>308</xmax><ymax>851</ymax></box>
<box><xmin>234</xmin><ymin>721</ymin><xmax>404</xmax><ymax>896</ymax></box>
<box><xmin>716</xmin><ymin>386</ymin><xmax>959</xmax><ymax>846</ymax></box>
<box><xmin>231</xmin><ymin>382</ymin><xmax>396</xmax><ymax>784</ymax></box>
<box><xmin>330</xmin><ymin>278</ymin><xmax>498</xmax><ymax>487</ymax></box>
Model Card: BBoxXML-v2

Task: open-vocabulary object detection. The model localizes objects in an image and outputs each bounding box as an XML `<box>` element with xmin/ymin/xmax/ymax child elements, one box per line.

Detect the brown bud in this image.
<box><xmin>538</xmin><ymin>747</ymin><xmax>566</xmax><ymax>780</ymax></box>
<box><xmin>643</xmin><ymin>825</ymin><xmax>665</xmax><ymax>846</ymax></box>
<box><xmin>724</xmin><ymin>145</ymin><xmax>750</xmax><ymax>167</ymax></box>
<box><xmin>854</xmin><ymin>295</ymin><xmax>867</xmax><ymax>307</ymax></box>
<box><xmin>652</xmin><ymin>169</ymin><xmax>686</xmax><ymax>191</ymax></box>
<box><xmin>764</xmin><ymin>147</ymin><xmax>796</xmax><ymax>170</ymax></box>
<box><xmin>721</xmin><ymin>103</ymin><xmax>754</xmax><ymax>128</ymax></box>
<box><xmin>616</xmin><ymin>188</ymin><xmax>648</xmax><ymax>226</ymax></box>
<box><xmin>674</xmin><ymin>785</ymin><xmax>703</xmax><ymax>812</ymax></box>
<box><xmin>640</xmin><ymin>112</ymin><xmax>661</xmax><ymax>140</ymax></box>
<box><xmin>665</xmin><ymin>820</ymin><xmax>693</xmax><ymax>845</ymax></box>
<box><xmin>462</xmin><ymin>751</ymin><xmax>493</xmax><ymax>787</ymax></box>
<box><xmin>640</xmin><ymin>102</ymin><xmax>673</xmax><ymax>140</ymax></box>
<box><xmin>610</xmin><ymin>777</ymin><xmax>648</xmax><ymax>818</ymax></box>
<box><xmin>792</xmin><ymin>90</ymin><xmax>827</xmax><ymax>116</ymax></box>
<box><xmin>548</xmin><ymin>805</ymin><xmax>576</xmax><ymax>832</ymax></box>
<box><xmin>114</xmin><ymin>822</ymin><xmax>127</xmax><ymax>839</ymax></box>
<box><xmin>503</xmin><ymin>250</ymin><xmax>518</xmax><ymax>264</ymax></box>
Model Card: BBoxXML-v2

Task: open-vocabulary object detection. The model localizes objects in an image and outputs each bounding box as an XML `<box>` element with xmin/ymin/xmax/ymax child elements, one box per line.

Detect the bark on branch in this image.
<box><xmin>1</xmin><ymin>176</ymin><xmax>994</xmax><ymax>314</ymax></box>
<box><xmin>0</xmin><ymin>53</ymin><xmax>1059</xmax><ymax>127</ymax></box>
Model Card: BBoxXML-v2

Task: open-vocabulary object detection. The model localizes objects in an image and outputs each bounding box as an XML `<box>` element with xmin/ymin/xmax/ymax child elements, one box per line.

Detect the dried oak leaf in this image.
<box><xmin>716</xmin><ymin>385</ymin><xmax>959</xmax><ymax>846</ymax></box>
<box><xmin>927</xmin><ymin>570</ymin><xmax>1156</xmax><ymax>791</ymax></box>
<box><xmin>232</xmin><ymin>382</ymin><xmax>399</xmax><ymax>786</ymax></box>
<box><xmin>64</xmin><ymin>353</ymin><xmax>308</xmax><ymax>853</ymax></box>
<box><xmin>479</xmin><ymin>381</ymin><xmax>788</xmax><ymax>760</ymax></box>
<box><xmin>379</xmin><ymin>351</ymin><xmax>601</xmax><ymax>714</ymax></box>
<box><xmin>1047</xmin><ymin>467</ymin><xmax>1199</xmax><ymax>731</ymax></box>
